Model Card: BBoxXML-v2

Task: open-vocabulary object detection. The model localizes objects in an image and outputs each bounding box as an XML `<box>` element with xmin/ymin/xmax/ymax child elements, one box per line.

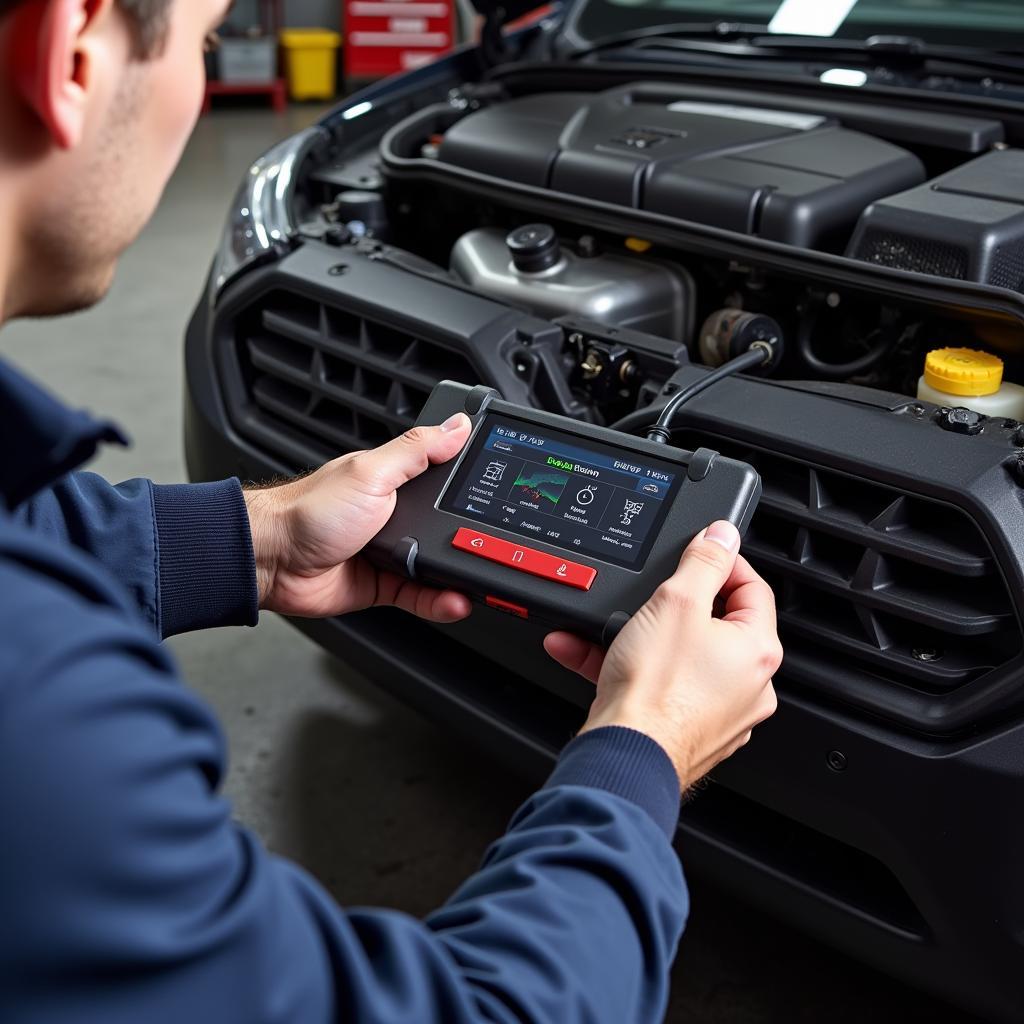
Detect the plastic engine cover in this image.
<box><xmin>438</xmin><ymin>84</ymin><xmax>926</xmax><ymax>250</ymax></box>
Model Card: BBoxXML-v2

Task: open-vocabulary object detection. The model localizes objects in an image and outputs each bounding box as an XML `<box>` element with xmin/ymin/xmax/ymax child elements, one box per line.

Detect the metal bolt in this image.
<box><xmin>912</xmin><ymin>647</ymin><xmax>942</xmax><ymax>662</ymax></box>
<box><xmin>581</xmin><ymin>350</ymin><xmax>604</xmax><ymax>379</ymax></box>
<box><xmin>328</xmin><ymin>264</ymin><xmax>349</xmax><ymax>276</ymax></box>
<box><xmin>826</xmin><ymin>750</ymin><xmax>847</xmax><ymax>772</ymax></box>
<box><xmin>826</xmin><ymin>291</ymin><xmax>841</xmax><ymax>308</ymax></box>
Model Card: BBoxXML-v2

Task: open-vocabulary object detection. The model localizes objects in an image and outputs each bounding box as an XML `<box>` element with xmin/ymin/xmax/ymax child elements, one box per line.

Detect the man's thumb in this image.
<box><xmin>349</xmin><ymin>413</ymin><xmax>471</xmax><ymax>494</ymax></box>
<box><xmin>670</xmin><ymin>520</ymin><xmax>741</xmax><ymax>605</ymax></box>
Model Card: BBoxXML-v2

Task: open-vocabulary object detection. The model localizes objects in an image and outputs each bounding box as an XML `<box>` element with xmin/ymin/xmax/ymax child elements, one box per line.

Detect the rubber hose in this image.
<box><xmin>796</xmin><ymin>312</ymin><xmax>892</xmax><ymax>380</ymax></box>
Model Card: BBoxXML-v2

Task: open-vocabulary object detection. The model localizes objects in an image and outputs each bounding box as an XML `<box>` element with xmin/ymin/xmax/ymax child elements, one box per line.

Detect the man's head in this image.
<box><xmin>0</xmin><ymin>0</ymin><xmax>230</xmax><ymax>319</ymax></box>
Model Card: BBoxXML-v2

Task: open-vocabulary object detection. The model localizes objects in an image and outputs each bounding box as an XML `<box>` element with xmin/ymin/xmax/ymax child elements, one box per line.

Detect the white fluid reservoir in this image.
<box><xmin>917</xmin><ymin>347</ymin><xmax>1024</xmax><ymax>421</ymax></box>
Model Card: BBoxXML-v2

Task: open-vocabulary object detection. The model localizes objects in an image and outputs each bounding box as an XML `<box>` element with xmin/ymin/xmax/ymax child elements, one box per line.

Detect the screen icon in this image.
<box><xmin>482</xmin><ymin>461</ymin><xmax>507</xmax><ymax>484</ymax></box>
<box><xmin>576</xmin><ymin>485</ymin><xmax>597</xmax><ymax>506</ymax></box>
<box><xmin>620</xmin><ymin>499</ymin><xmax>645</xmax><ymax>526</ymax></box>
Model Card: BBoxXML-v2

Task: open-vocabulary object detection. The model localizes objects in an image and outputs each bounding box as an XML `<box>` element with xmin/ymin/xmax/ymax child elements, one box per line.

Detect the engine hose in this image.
<box><xmin>796</xmin><ymin>311</ymin><xmax>892</xmax><ymax>380</ymax></box>
<box><xmin>610</xmin><ymin>346</ymin><xmax>773</xmax><ymax>439</ymax></box>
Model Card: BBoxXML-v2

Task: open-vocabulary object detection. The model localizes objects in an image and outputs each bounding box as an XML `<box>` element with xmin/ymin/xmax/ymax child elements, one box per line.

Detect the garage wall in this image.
<box><xmin>283</xmin><ymin>0</ymin><xmax>342</xmax><ymax>31</ymax></box>
<box><xmin>226</xmin><ymin>0</ymin><xmax>341</xmax><ymax>33</ymax></box>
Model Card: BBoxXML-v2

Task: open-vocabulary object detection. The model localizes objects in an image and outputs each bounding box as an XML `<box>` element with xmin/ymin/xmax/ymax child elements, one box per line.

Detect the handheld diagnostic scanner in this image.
<box><xmin>366</xmin><ymin>382</ymin><xmax>761</xmax><ymax>645</ymax></box>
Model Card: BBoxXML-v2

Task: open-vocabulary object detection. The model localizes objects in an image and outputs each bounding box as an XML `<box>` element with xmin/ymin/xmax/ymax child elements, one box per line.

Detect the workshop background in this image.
<box><xmin>1</xmin><ymin>8</ymin><xmax>985</xmax><ymax>1022</ymax></box>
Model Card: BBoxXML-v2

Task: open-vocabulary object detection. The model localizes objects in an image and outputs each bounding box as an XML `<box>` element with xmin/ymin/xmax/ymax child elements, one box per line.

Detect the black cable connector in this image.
<box><xmin>645</xmin><ymin>341</ymin><xmax>775</xmax><ymax>444</ymax></box>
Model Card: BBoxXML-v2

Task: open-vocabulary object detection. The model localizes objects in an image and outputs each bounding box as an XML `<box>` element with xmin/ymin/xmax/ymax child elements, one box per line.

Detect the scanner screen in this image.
<box><xmin>440</xmin><ymin>417</ymin><xmax>682</xmax><ymax>570</ymax></box>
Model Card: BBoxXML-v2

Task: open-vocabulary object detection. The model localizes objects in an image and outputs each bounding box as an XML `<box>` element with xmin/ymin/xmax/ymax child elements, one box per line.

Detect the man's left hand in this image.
<box><xmin>243</xmin><ymin>414</ymin><xmax>473</xmax><ymax>623</ymax></box>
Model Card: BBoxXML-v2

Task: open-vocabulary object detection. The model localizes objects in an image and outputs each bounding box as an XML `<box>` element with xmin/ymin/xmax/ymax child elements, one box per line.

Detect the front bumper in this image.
<box><xmin>186</xmin><ymin>272</ymin><xmax>1024</xmax><ymax>1023</ymax></box>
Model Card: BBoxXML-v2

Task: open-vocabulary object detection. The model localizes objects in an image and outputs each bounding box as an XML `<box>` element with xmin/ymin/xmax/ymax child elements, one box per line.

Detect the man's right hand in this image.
<box><xmin>544</xmin><ymin>520</ymin><xmax>781</xmax><ymax>791</ymax></box>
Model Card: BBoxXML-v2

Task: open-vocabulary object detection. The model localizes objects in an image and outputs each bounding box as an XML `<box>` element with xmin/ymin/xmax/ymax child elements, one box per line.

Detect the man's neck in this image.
<box><xmin>0</xmin><ymin>189</ymin><xmax>16</xmax><ymax>326</ymax></box>
<box><xmin>0</xmin><ymin>182</ymin><xmax>33</xmax><ymax>326</ymax></box>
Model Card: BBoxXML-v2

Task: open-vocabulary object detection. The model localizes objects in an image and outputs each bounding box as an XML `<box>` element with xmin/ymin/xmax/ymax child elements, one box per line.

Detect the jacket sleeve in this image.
<box><xmin>0</xmin><ymin>581</ymin><xmax>686</xmax><ymax>1024</ymax></box>
<box><xmin>11</xmin><ymin>471</ymin><xmax>258</xmax><ymax>636</ymax></box>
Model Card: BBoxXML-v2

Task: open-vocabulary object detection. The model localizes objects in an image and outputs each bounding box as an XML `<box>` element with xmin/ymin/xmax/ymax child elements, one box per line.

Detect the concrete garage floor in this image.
<box><xmin>2</xmin><ymin>105</ymin><xmax>982</xmax><ymax>1023</ymax></box>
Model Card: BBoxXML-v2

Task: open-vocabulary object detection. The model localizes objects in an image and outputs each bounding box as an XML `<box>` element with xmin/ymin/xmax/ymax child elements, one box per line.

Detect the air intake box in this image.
<box><xmin>438</xmin><ymin>84</ymin><xmax>925</xmax><ymax>250</ymax></box>
<box><xmin>846</xmin><ymin>150</ymin><xmax>1024</xmax><ymax>290</ymax></box>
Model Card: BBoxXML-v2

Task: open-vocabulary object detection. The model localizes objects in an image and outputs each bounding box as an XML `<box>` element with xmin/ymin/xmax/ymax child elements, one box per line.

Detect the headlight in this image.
<box><xmin>212</xmin><ymin>126</ymin><xmax>327</xmax><ymax>296</ymax></box>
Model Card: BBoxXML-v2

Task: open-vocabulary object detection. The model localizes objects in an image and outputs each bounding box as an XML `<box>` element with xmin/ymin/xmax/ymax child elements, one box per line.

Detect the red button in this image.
<box><xmin>451</xmin><ymin>528</ymin><xmax>597</xmax><ymax>591</ymax></box>
<box><xmin>485</xmin><ymin>595</ymin><xmax>529</xmax><ymax>618</ymax></box>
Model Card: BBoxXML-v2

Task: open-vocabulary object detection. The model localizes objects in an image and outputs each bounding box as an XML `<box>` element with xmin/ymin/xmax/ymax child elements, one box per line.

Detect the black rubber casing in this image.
<box><xmin>364</xmin><ymin>381</ymin><xmax>761</xmax><ymax>643</ymax></box>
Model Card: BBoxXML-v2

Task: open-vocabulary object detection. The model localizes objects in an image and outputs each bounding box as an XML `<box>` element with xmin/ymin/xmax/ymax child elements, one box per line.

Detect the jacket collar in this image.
<box><xmin>0</xmin><ymin>357</ymin><xmax>127</xmax><ymax>510</ymax></box>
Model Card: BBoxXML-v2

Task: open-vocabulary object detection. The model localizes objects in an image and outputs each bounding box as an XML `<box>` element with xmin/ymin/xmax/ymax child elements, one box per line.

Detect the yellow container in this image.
<box><xmin>280</xmin><ymin>29</ymin><xmax>341</xmax><ymax>101</ymax></box>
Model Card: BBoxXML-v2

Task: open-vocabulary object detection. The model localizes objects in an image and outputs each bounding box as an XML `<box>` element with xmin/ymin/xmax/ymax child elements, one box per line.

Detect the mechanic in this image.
<box><xmin>0</xmin><ymin>0</ymin><xmax>781</xmax><ymax>1021</ymax></box>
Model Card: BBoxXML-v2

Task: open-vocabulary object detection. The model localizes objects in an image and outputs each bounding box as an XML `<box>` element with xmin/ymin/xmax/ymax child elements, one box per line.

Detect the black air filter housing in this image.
<box><xmin>847</xmin><ymin>149</ymin><xmax>1024</xmax><ymax>290</ymax></box>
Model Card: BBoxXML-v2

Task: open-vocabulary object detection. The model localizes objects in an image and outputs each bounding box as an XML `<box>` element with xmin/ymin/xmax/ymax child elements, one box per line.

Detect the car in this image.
<box><xmin>184</xmin><ymin>2</ymin><xmax>1024</xmax><ymax>1019</ymax></box>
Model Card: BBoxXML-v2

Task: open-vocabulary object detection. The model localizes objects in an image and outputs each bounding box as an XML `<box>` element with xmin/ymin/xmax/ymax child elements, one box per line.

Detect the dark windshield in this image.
<box><xmin>571</xmin><ymin>1</ymin><xmax>1024</xmax><ymax>50</ymax></box>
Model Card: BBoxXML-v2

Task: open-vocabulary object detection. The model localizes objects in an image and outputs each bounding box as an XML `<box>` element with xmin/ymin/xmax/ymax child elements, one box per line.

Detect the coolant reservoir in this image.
<box><xmin>450</xmin><ymin>225</ymin><xmax>692</xmax><ymax>340</ymax></box>
<box><xmin>917</xmin><ymin>347</ymin><xmax>1024</xmax><ymax>419</ymax></box>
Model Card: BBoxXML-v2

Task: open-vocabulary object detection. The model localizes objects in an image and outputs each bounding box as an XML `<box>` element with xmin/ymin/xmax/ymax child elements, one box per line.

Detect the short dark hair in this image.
<box><xmin>0</xmin><ymin>0</ymin><xmax>173</xmax><ymax>56</ymax></box>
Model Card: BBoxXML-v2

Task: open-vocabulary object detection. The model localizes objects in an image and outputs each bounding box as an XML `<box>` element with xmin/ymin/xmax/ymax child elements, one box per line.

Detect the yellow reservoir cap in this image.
<box><xmin>923</xmin><ymin>347</ymin><xmax>1004</xmax><ymax>397</ymax></box>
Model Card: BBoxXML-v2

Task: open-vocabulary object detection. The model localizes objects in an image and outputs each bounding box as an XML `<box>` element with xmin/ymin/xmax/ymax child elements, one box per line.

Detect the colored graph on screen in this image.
<box><xmin>511</xmin><ymin>467</ymin><xmax>569</xmax><ymax>510</ymax></box>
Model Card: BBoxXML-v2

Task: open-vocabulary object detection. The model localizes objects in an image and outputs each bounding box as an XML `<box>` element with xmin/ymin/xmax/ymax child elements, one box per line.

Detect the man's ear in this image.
<box><xmin>9</xmin><ymin>0</ymin><xmax>113</xmax><ymax>150</ymax></box>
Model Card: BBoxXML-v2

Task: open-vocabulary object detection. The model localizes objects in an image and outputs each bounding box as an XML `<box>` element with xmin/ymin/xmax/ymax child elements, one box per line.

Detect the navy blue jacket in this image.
<box><xmin>0</xmin><ymin>356</ymin><xmax>687</xmax><ymax>1024</ymax></box>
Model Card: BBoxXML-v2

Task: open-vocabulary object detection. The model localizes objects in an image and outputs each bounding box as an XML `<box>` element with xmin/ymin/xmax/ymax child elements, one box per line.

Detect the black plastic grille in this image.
<box><xmin>235</xmin><ymin>290</ymin><xmax>480</xmax><ymax>461</ymax></box>
<box><xmin>854</xmin><ymin>229</ymin><xmax>968</xmax><ymax>280</ymax></box>
<box><xmin>678</xmin><ymin>433</ymin><xmax>1021</xmax><ymax>708</ymax></box>
<box><xmin>989</xmin><ymin>242</ymin><xmax>1024</xmax><ymax>292</ymax></box>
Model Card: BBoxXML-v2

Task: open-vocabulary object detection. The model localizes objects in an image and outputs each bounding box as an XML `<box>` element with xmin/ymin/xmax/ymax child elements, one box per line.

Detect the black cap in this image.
<box><xmin>506</xmin><ymin>224</ymin><xmax>561</xmax><ymax>273</ymax></box>
<box><xmin>937</xmin><ymin>406</ymin><xmax>985</xmax><ymax>436</ymax></box>
<box><xmin>334</xmin><ymin>190</ymin><xmax>387</xmax><ymax>236</ymax></box>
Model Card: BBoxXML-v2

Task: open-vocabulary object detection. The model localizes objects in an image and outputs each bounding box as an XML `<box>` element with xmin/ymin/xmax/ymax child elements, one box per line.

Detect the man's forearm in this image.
<box><xmin>5</xmin><ymin>618</ymin><xmax>688</xmax><ymax>1024</ymax></box>
<box><xmin>12</xmin><ymin>472</ymin><xmax>259</xmax><ymax>637</ymax></box>
<box><xmin>425</xmin><ymin>727</ymin><xmax>686</xmax><ymax>1024</ymax></box>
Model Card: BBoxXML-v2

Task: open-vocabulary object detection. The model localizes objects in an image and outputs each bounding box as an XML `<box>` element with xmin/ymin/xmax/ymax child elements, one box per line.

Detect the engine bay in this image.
<box><xmin>297</xmin><ymin>75</ymin><xmax>1024</xmax><ymax>429</ymax></box>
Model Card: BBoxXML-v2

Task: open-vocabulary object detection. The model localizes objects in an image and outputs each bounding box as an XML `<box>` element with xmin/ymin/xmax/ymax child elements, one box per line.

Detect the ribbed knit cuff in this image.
<box><xmin>151</xmin><ymin>479</ymin><xmax>259</xmax><ymax>638</ymax></box>
<box><xmin>544</xmin><ymin>726</ymin><xmax>681</xmax><ymax>840</ymax></box>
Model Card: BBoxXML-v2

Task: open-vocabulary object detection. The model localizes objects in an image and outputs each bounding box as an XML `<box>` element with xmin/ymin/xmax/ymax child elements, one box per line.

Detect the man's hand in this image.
<box><xmin>243</xmin><ymin>414</ymin><xmax>473</xmax><ymax>624</ymax></box>
<box><xmin>544</xmin><ymin>521</ymin><xmax>781</xmax><ymax>791</ymax></box>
